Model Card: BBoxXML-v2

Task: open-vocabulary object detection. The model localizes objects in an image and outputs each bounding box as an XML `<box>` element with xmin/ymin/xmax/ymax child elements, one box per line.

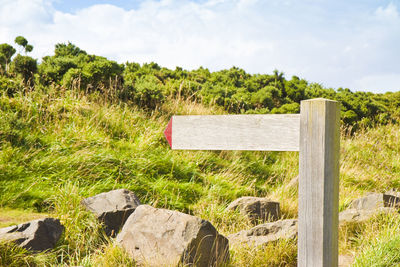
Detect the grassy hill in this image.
<box><xmin>1</xmin><ymin>86</ymin><xmax>400</xmax><ymax>266</ymax></box>
<box><xmin>1</xmin><ymin>39</ymin><xmax>400</xmax><ymax>266</ymax></box>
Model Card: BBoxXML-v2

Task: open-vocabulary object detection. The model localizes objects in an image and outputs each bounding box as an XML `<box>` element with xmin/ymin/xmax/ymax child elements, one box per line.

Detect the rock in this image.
<box><xmin>82</xmin><ymin>189</ymin><xmax>140</xmax><ymax>236</ymax></box>
<box><xmin>339</xmin><ymin>207</ymin><xmax>396</xmax><ymax>225</ymax></box>
<box><xmin>116</xmin><ymin>205</ymin><xmax>229</xmax><ymax>267</ymax></box>
<box><xmin>0</xmin><ymin>218</ymin><xmax>63</xmax><ymax>251</ymax></box>
<box><xmin>339</xmin><ymin>192</ymin><xmax>400</xmax><ymax>225</ymax></box>
<box><xmin>350</xmin><ymin>193</ymin><xmax>400</xmax><ymax>210</ymax></box>
<box><xmin>228</xmin><ymin>219</ymin><xmax>297</xmax><ymax>247</ymax></box>
<box><xmin>227</xmin><ymin>197</ymin><xmax>280</xmax><ymax>222</ymax></box>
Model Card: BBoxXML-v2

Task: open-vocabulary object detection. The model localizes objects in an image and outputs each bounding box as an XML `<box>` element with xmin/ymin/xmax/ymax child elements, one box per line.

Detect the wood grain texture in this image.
<box><xmin>170</xmin><ymin>114</ymin><xmax>300</xmax><ymax>151</ymax></box>
<box><xmin>298</xmin><ymin>98</ymin><xmax>340</xmax><ymax>267</ymax></box>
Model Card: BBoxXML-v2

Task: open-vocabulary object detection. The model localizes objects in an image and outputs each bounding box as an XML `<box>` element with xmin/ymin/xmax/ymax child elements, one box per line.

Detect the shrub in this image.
<box><xmin>62</xmin><ymin>68</ymin><xmax>90</xmax><ymax>90</ymax></box>
<box><xmin>133</xmin><ymin>75</ymin><xmax>164</xmax><ymax>108</ymax></box>
<box><xmin>81</xmin><ymin>57</ymin><xmax>123</xmax><ymax>91</ymax></box>
<box><xmin>0</xmin><ymin>76</ymin><xmax>23</xmax><ymax>96</ymax></box>
<box><xmin>38</xmin><ymin>56</ymin><xmax>78</xmax><ymax>85</ymax></box>
<box><xmin>271</xmin><ymin>102</ymin><xmax>300</xmax><ymax>114</ymax></box>
<box><xmin>10</xmin><ymin>55</ymin><xmax>37</xmax><ymax>85</ymax></box>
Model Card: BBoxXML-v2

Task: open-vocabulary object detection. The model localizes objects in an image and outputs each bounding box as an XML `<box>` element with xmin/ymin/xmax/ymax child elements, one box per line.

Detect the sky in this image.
<box><xmin>0</xmin><ymin>0</ymin><xmax>399</xmax><ymax>93</ymax></box>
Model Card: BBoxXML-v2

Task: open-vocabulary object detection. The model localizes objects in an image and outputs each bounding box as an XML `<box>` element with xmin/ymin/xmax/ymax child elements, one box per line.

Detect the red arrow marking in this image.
<box><xmin>164</xmin><ymin>117</ymin><xmax>172</xmax><ymax>148</ymax></box>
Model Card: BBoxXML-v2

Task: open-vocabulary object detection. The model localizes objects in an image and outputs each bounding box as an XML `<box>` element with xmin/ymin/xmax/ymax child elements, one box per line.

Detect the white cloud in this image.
<box><xmin>375</xmin><ymin>2</ymin><xmax>399</xmax><ymax>21</ymax></box>
<box><xmin>355</xmin><ymin>74</ymin><xmax>400</xmax><ymax>93</ymax></box>
<box><xmin>0</xmin><ymin>0</ymin><xmax>399</xmax><ymax>93</ymax></box>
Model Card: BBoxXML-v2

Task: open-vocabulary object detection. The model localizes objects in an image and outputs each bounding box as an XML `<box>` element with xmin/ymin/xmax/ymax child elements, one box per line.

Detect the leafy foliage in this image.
<box><xmin>10</xmin><ymin>55</ymin><xmax>37</xmax><ymax>85</ymax></box>
<box><xmin>0</xmin><ymin>75</ymin><xmax>22</xmax><ymax>96</ymax></box>
<box><xmin>1</xmin><ymin>39</ymin><xmax>400</xmax><ymax>127</ymax></box>
<box><xmin>14</xmin><ymin>36</ymin><xmax>34</xmax><ymax>55</ymax></box>
<box><xmin>0</xmin><ymin>43</ymin><xmax>16</xmax><ymax>73</ymax></box>
<box><xmin>14</xmin><ymin>36</ymin><xmax>28</xmax><ymax>48</ymax></box>
<box><xmin>55</xmin><ymin>42</ymin><xmax>87</xmax><ymax>57</ymax></box>
<box><xmin>10</xmin><ymin>55</ymin><xmax>37</xmax><ymax>86</ymax></box>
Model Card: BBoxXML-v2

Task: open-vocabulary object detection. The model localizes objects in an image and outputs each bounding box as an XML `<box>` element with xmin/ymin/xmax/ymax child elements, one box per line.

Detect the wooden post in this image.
<box><xmin>164</xmin><ymin>98</ymin><xmax>341</xmax><ymax>266</ymax></box>
<box><xmin>298</xmin><ymin>99</ymin><xmax>340</xmax><ymax>267</ymax></box>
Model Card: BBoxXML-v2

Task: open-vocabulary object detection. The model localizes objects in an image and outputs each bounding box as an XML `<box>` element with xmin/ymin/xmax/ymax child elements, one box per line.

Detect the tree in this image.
<box><xmin>25</xmin><ymin>44</ymin><xmax>33</xmax><ymax>53</ymax></box>
<box><xmin>11</xmin><ymin>54</ymin><xmax>37</xmax><ymax>85</ymax></box>
<box><xmin>0</xmin><ymin>43</ymin><xmax>16</xmax><ymax>73</ymax></box>
<box><xmin>15</xmin><ymin>36</ymin><xmax>28</xmax><ymax>47</ymax></box>
<box><xmin>14</xmin><ymin>36</ymin><xmax>34</xmax><ymax>54</ymax></box>
<box><xmin>55</xmin><ymin>42</ymin><xmax>86</xmax><ymax>57</ymax></box>
<box><xmin>273</xmin><ymin>69</ymin><xmax>285</xmax><ymax>96</ymax></box>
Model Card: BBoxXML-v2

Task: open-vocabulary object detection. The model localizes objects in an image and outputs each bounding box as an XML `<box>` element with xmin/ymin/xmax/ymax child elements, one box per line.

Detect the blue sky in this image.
<box><xmin>0</xmin><ymin>0</ymin><xmax>399</xmax><ymax>93</ymax></box>
<box><xmin>52</xmin><ymin>0</ymin><xmax>143</xmax><ymax>13</ymax></box>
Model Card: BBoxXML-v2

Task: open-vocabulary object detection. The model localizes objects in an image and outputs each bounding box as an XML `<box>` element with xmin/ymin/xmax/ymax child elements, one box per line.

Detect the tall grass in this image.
<box><xmin>352</xmin><ymin>213</ymin><xmax>400</xmax><ymax>266</ymax></box>
<box><xmin>1</xmin><ymin>87</ymin><xmax>400</xmax><ymax>265</ymax></box>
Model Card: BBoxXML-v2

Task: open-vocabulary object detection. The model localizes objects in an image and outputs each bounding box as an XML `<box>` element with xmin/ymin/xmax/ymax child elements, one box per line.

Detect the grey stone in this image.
<box><xmin>228</xmin><ymin>219</ymin><xmax>298</xmax><ymax>247</ymax></box>
<box><xmin>82</xmin><ymin>189</ymin><xmax>141</xmax><ymax>236</ymax></box>
<box><xmin>0</xmin><ymin>218</ymin><xmax>63</xmax><ymax>251</ymax></box>
<box><xmin>116</xmin><ymin>205</ymin><xmax>229</xmax><ymax>267</ymax></box>
<box><xmin>227</xmin><ymin>196</ymin><xmax>280</xmax><ymax>222</ymax></box>
<box><xmin>339</xmin><ymin>207</ymin><xmax>396</xmax><ymax>225</ymax></box>
<box><xmin>350</xmin><ymin>193</ymin><xmax>400</xmax><ymax>210</ymax></box>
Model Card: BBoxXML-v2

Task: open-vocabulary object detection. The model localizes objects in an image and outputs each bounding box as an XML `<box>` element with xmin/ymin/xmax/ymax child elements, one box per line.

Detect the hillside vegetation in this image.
<box><xmin>2</xmin><ymin>39</ymin><xmax>400</xmax><ymax>129</ymax></box>
<box><xmin>1</xmin><ymin>39</ymin><xmax>400</xmax><ymax>266</ymax></box>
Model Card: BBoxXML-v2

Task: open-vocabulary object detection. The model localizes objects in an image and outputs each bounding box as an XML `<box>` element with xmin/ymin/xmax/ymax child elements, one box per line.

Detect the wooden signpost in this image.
<box><xmin>164</xmin><ymin>98</ymin><xmax>340</xmax><ymax>267</ymax></box>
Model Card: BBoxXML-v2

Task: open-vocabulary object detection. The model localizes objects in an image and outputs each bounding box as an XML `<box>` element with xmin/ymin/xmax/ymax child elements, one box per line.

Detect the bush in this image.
<box><xmin>62</xmin><ymin>68</ymin><xmax>90</xmax><ymax>90</ymax></box>
<box><xmin>342</xmin><ymin>110</ymin><xmax>359</xmax><ymax>125</ymax></box>
<box><xmin>133</xmin><ymin>75</ymin><xmax>164</xmax><ymax>108</ymax></box>
<box><xmin>38</xmin><ymin>56</ymin><xmax>78</xmax><ymax>85</ymax></box>
<box><xmin>271</xmin><ymin>102</ymin><xmax>300</xmax><ymax>114</ymax></box>
<box><xmin>250</xmin><ymin>86</ymin><xmax>275</xmax><ymax>109</ymax></box>
<box><xmin>0</xmin><ymin>76</ymin><xmax>23</xmax><ymax>96</ymax></box>
<box><xmin>10</xmin><ymin>55</ymin><xmax>37</xmax><ymax>85</ymax></box>
<box><xmin>81</xmin><ymin>57</ymin><xmax>123</xmax><ymax>91</ymax></box>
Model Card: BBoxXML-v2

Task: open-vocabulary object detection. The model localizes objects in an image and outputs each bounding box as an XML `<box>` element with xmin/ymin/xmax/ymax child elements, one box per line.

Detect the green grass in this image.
<box><xmin>0</xmin><ymin>241</ymin><xmax>39</xmax><ymax>267</ymax></box>
<box><xmin>352</xmin><ymin>213</ymin><xmax>400</xmax><ymax>266</ymax></box>
<box><xmin>0</xmin><ymin>89</ymin><xmax>289</xmax><ymax>213</ymax></box>
<box><xmin>1</xmin><ymin>88</ymin><xmax>400</xmax><ymax>265</ymax></box>
<box><xmin>0</xmin><ymin>208</ymin><xmax>47</xmax><ymax>228</ymax></box>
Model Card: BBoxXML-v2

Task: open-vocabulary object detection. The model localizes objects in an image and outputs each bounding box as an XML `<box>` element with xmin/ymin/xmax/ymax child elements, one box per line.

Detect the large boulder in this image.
<box><xmin>350</xmin><ymin>193</ymin><xmax>400</xmax><ymax>210</ymax></box>
<box><xmin>82</xmin><ymin>189</ymin><xmax>141</xmax><ymax>236</ymax></box>
<box><xmin>227</xmin><ymin>197</ymin><xmax>280</xmax><ymax>222</ymax></box>
<box><xmin>116</xmin><ymin>205</ymin><xmax>229</xmax><ymax>267</ymax></box>
<box><xmin>0</xmin><ymin>218</ymin><xmax>63</xmax><ymax>251</ymax></box>
<box><xmin>228</xmin><ymin>219</ymin><xmax>297</xmax><ymax>247</ymax></box>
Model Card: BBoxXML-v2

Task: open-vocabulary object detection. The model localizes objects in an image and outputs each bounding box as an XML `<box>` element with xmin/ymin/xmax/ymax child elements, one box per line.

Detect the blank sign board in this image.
<box><xmin>164</xmin><ymin>114</ymin><xmax>300</xmax><ymax>151</ymax></box>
